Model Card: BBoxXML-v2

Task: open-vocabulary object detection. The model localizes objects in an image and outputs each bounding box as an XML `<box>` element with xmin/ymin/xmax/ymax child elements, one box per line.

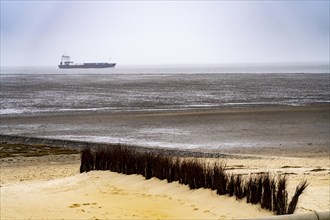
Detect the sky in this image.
<box><xmin>1</xmin><ymin>1</ymin><xmax>329</xmax><ymax>67</ymax></box>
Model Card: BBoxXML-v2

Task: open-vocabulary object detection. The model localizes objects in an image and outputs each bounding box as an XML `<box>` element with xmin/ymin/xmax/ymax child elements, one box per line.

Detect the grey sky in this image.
<box><xmin>1</xmin><ymin>1</ymin><xmax>329</xmax><ymax>66</ymax></box>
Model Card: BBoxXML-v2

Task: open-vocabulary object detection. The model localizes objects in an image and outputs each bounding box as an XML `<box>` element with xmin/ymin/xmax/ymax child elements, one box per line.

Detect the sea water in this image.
<box><xmin>0</xmin><ymin>63</ymin><xmax>329</xmax><ymax>116</ymax></box>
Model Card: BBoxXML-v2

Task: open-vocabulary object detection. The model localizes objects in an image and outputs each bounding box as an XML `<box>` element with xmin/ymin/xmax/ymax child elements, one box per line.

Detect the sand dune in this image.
<box><xmin>1</xmin><ymin>152</ymin><xmax>329</xmax><ymax>219</ymax></box>
<box><xmin>1</xmin><ymin>171</ymin><xmax>271</xmax><ymax>219</ymax></box>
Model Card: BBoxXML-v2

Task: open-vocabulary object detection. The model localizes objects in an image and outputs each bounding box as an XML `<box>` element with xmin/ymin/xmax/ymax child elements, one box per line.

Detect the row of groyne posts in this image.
<box><xmin>80</xmin><ymin>144</ymin><xmax>313</xmax><ymax>216</ymax></box>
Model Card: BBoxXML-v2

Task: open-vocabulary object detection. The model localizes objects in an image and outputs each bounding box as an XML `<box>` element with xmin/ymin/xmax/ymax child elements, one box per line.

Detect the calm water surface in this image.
<box><xmin>0</xmin><ymin>71</ymin><xmax>329</xmax><ymax>116</ymax></box>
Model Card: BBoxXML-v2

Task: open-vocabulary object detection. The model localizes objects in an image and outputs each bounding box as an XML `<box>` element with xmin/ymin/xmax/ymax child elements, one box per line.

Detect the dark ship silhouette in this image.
<box><xmin>58</xmin><ymin>55</ymin><xmax>116</xmax><ymax>69</ymax></box>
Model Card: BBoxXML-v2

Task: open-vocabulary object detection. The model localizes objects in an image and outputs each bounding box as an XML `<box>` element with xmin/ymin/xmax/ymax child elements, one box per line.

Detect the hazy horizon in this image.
<box><xmin>1</xmin><ymin>1</ymin><xmax>329</xmax><ymax>67</ymax></box>
<box><xmin>1</xmin><ymin>62</ymin><xmax>329</xmax><ymax>75</ymax></box>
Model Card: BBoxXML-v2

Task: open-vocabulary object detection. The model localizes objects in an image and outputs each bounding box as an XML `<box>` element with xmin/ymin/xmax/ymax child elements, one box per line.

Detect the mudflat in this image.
<box><xmin>1</xmin><ymin>104</ymin><xmax>329</xmax><ymax>156</ymax></box>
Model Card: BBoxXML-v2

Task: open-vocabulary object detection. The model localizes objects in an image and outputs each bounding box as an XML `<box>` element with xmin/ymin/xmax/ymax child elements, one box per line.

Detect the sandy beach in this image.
<box><xmin>1</xmin><ymin>148</ymin><xmax>329</xmax><ymax>219</ymax></box>
<box><xmin>1</xmin><ymin>155</ymin><xmax>271</xmax><ymax>219</ymax></box>
<box><xmin>1</xmin><ymin>105</ymin><xmax>329</xmax><ymax>219</ymax></box>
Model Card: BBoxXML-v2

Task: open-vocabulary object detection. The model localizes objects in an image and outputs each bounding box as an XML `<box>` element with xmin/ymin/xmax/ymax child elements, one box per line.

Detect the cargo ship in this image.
<box><xmin>58</xmin><ymin>55</ymin><xmax>116</xmax><ymax>69</ymax></box>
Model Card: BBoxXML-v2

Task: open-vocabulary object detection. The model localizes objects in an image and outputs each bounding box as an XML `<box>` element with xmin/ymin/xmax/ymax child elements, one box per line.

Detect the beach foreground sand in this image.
<box><xmin>1</xmin><ymin>148</ymin><xmax>329</xmax><ymax>219</ymax></box>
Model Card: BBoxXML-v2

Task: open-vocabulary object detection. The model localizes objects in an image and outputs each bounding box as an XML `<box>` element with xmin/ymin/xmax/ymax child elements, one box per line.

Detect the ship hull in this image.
<box><xmin>58</xmin><ymin>63</ymin><xmax>116</xmax><ymax>69</ymax></box>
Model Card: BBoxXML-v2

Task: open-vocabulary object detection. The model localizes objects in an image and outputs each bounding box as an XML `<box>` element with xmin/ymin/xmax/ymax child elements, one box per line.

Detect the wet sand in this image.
<box><xmin>1</xmin><ymin>104</ymin><xmax>329</xmax><ymax>153</ymax></box>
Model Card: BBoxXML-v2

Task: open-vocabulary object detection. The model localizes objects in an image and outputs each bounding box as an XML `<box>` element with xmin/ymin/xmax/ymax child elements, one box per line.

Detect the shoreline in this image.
<box><xmin>1</xmin><ymin>132</ymin><xmax>329</xmax><ymax>159</ymax></box>
<box><xmin>1</xmin><ymin>103</ymin><xmax>329</xmax><ymax>119</ymax></box>
<box><xmin>0</xmin><ymin>134</ymin><xmax>236</xmax><ymax>159</ymax></box>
